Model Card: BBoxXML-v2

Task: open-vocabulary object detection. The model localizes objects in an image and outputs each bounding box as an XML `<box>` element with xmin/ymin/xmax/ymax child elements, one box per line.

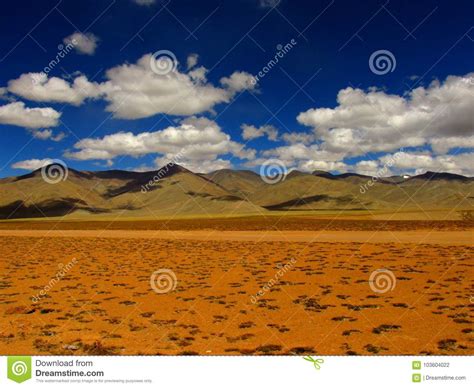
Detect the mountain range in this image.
<box><xmin>0</xmin><ymin>164</ymin><xmax>473</xmax><ymax>219</ymax></box>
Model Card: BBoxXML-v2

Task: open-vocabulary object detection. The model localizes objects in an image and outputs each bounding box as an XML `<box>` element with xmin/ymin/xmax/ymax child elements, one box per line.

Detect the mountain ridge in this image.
<box><xmin>1</xmin><ymin>164</ymin><xmax>472</xmax><ymax>219</ymax></box>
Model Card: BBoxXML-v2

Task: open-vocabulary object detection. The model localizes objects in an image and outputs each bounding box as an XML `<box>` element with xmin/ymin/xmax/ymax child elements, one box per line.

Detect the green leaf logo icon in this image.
<box><xmin>7</xmin><ymin>356</ymin><xmax>32</xmax><ymax>383</ymax></box>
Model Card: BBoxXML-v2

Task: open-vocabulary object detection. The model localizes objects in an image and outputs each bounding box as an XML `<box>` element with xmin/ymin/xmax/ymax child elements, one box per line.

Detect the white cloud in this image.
<box><xmin>349</xmin><ymin>151</ymin><xmax>474</xmax><ymax>177</ymax></box>
<box><xmin>430</xmin><ymin>136</ymin><xmax>474</xmax><ymax>154</ymax></box>
<box><xmin>241</xmin><ymin>124</ymin><xmax>278</xmax><ymax>141</ymax></box>
<box><xmin>8</xmin><ymin>73</ymin><xmax>103</xmax><ymax>106</ymax></box>
<box><xmin>220</xmin><ymin>71</ymin><xmax>256</xmax><ymax>93</ymax></box>
<box><xmin>379</xmin><ymin>151</ymin><xmax>474</xmax><ymax>176</ymax></box>
<box><xmin>246</xmin><ymin>143</ymin><xmax>347</xmax><ymax>173</ymax></box>
<box><xmin>187</xmin><ymin>53</ymin><xmax>199</xmax><ymax>70</ymax></box>
<box><xmin>11</xmin><ymin>158</ymin><xmax>53</xmax><ymax>170</ymax></box>
<box><xmin>101</xmin><ymin>55</ymin><xmax>228</xmax><ymax>118</ymax></box>
<box><xmin>262</xmin><ymin>143</ymin><xmax>344</xmax><ymax>164</ymax></box>
<box><xmin>0</xmin><ymin>102</ymin><xmax>60</xmax><ymax>129</ymax></box>
<box><xmin>299</xmin><ymin>160</ymin><xmax>348</xmax><ymax>173</ymax></box>
<box><xmin>281</xmin><ymin>131</ymin><xmax>315</xmax><ymax>144</ymax></box>
<box><xmin>5</xmin><ymin>54</ymin><xmax>256</xmax><ymax>120</ymax></box>
<box><xmin>65</xmin><ymin>117</ymin><xmax>255</xmax><ymax>172</ymax></box>
<box><xmin>353</xmin><ymin>160</ymin><xmax>386</xmax><ymax>176</ymax></box>
<box><xmin>297</xmin><ymin>73</ymin><xmax>474</xmax><ymax>156</ymax></box>
<box><xmin>29</xmin><ymin>129</ymin><xmax>66</xmax><ymax>141</ymax></box>
<box><xmin>52</xmin><ymin>132</ymin><xmax>66</xmax><ymax>142</ymax></box>
<box><xmin>102</xmin><ymin>55</ymin><xmax>255</xmax><ymax>119</ymax></box>
<box><xmin>248</xmin><ymin>73</ymin><xmax>473</xmax><ymax>176</ymax></box>
<box><xmin>31</xmin><ymin>129</ymin><xmax>52</xmax><ymax>140</ymax></box>
<box><xmin>63</xmin><ymin>32</ymin><xmax>99</xmax><ymax>55</ymax></box>
<box><xmin>132</xmin><ymin>0</ymin><xmax>156</xmax><ymax>5</ymax></box>
<box><xmin>0</xmin><ymin>87</ymin><xmax>13</xmax><ymax>102</ymax></box>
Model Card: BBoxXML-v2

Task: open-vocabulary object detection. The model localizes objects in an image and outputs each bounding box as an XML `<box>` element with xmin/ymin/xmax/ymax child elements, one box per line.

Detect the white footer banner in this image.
<box><xmin>1</xmin><ymin>356</ymin><xmax>472</xmax><ymax>387</ymax></box>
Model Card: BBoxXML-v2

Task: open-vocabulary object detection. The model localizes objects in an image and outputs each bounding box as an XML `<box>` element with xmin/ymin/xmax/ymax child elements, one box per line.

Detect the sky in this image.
<box><xmin>0</xmin><ymin>0</ymin><xmax>473</xmax><ymax>178</ymax></box>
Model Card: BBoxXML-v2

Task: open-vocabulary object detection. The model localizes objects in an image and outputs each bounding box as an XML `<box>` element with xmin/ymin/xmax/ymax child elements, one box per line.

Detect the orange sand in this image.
<box><xmin>0</xmin><ymin>223</ymin><xmax>472</xmax><ymax>355</ymax></box>
<box><xmin>0</xmin><ymin>229</ymin><xmax>472</xmax><ymax>245</ymax></box>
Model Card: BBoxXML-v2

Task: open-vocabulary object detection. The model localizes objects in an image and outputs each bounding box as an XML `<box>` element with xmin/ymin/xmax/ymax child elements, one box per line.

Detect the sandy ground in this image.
<box><xmin>0</xmin><ymin>218</ymin><xmax>472</xmax><ymax>231</ymax></box>
<box><xmin>0</xmin><ymin>223</ymin><xmax>472</xmax><ymax>356</ymax></box>
<box><xmin>0</xmin><ymin>229</ymin><xmax>472</xmax><ymax>245</ymax></box>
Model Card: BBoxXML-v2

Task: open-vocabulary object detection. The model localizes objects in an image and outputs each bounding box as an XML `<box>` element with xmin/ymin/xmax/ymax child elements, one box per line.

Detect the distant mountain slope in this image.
<box><xmin>0</xmin><ymin>165</ymin><xmax>262</xmax><ymax>219</ymax></box>
<box><xmin>0</xmin><ymin>165</ymin><xmax>472</xmax><ymax>219</ymax></box>
<box><xmin>202</xmin><ymin>169</ymin><xmax>266</xmax><ymax>198</ymax></box>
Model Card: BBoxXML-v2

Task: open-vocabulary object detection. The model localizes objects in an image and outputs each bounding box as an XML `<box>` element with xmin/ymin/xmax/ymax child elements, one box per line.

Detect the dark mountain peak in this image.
<box><xmin>207</xmin><ymin>169</ymin><xmax>260</xmax><ymax>178</ymax></box>
<box><xmin>15</xmin><ymin>164</ymin><xmax>87</xmax><ymax>182</ymax></box>
<box><xmin>337</xmin><ymin>172</ymin><xmax>372</xmax><ymax>179</ymax></box>
<box><xmin>312</xmin><ymin>170</ymin><xmax>336</xmax><ymax>179</ymax></box>
<box><xmin>88</xmin><ymin>170</ymin><xmax>142</xmax><ymax>180</ymax></box>
<box><xmin>154</xmin><ymin>163</ymin><xmax>190</xmax><ymax>179</ymax></box>
<box><xmin>408</xmin><ymin>171</ymin><xmax>471</xmax><ymax>182</ymax></box>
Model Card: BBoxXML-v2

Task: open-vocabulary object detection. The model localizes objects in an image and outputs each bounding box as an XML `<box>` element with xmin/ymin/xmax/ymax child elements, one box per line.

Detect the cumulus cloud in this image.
<box><xmin>5</xmin><ymin>54</ymin><xmax>256</xmax><ymax>120</ymax></box>
<box><xmin>187</xmin><ymin>53</ymin><xmax>199</xmax><ymax>70</ymax></box>
<box><xmin>257</xmin><ymin>73</ymin><xmax>474</xmax><ymax>176</ymax></box>
<box><xmin>0</xmin><ymin>87</ymin><xmax>14</xmax><ymax>102</ymax></box>
<box><xmin>299</xmin><ymin>159</ymin><xmax>348</xmax><ymax>172</ymax></box>
<box><xmin>11</xmin><ymin>158</ymin><xmax>53</xmax><ymax>170</ymax></box>
<box><xmin>262</xmin><ymin>143</ymin><xmax>344</xmax><ymax>164</ymax></box>
<box><xmin>430</xmin><ymin>136</ymin><xmax>474</xmax><ymax>154</ymax></box>
<box><xmin>297</xmin><ymin>73</ymin><xmax>474</xmax><ymax>156</ymax></box>
<box><xmin>241</xmin><ymin>124</ymin><xmax>278</xmax><ymax>141</ymax></box>
<box><xmin>30</xmin><ymin>129</ymin><xmax>66</xmax><ymax>141</ymax></box>
<box><xmin>253</xmin><ymin>142</ymin><xmax>474</xmax><ymax>176</ymax></box>
<box><xmin>220</xmin><ymin>71</ymin><xmax>256</xmax><ymax>93</ymax></box>
<box><xmin>102</xmin><ymin>55</ymin><xmax>256</xmax><ymax>119</ymax></box>
<box><xmin>8</xmin><ymin>73</ymin><xmax>103</xmax><ymax>106</ymax></box>
<box><xmin>281</xmin><ymin>131</ymin><xmax>316</xmax><ymax>144</ymax></box>
<box><xmin>132</xmin><ymin>0</ymin><xmax>155</xmax><ymax>5</ymax></box>
<box><xmin>52</xmin><ymin>132</ymin><xmax>66</xmax><ymax>142</ymax></box>
<box><xmin>65</xmin><ymin>117</ymin><xmax>255</xmax><ymax>172</ymax></box>
<box><xmin>246</xmin><ymin>142</ymin><xmax>347</xmax><ymax>173</ymax></box>
<box><xmin>350</xmin><ymin>151</ymin><xmax>474</xmax><ymax>177</ymax></box>
<box><xmin>102</xmin><ymin>55</ymin><xmax>226</xmax><ymax>118</ymax></box>
<box><xmin>63</xmin><ymin>32</ymin><xmax>99</xmax><ymax>55</ymax></box>
<box><xmin>0</xmin><ymin>102</ymin><xmax>61</xmax><ymax>128</ymax></box>
<box><xmin>353</xmin><ymin>160</ymin><xmax>381</xmax><ymax>176</ymax></box>
<box><xmin>31</xmin><ymin>129</ymin><xmax>52</xmax><ymax>140</ymax></box>
<box><xmin>379</xmin><ymin>151</ymin><xmax>474</xmax><ymax>176</ymax></box>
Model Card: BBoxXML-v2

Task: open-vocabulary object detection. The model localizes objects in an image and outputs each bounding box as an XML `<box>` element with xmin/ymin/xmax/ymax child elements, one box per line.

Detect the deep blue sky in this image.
<box><xmin>0</xmin><ymin>0</ymin><xmax>473</xmax><ymax>177</ymax></box>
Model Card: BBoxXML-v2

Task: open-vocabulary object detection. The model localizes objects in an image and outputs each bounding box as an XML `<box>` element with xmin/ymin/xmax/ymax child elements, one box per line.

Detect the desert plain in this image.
<box><xmin>0</xmin><ymin>215</ymin><xmax>472</xmax><ymax>356</ymax></box>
